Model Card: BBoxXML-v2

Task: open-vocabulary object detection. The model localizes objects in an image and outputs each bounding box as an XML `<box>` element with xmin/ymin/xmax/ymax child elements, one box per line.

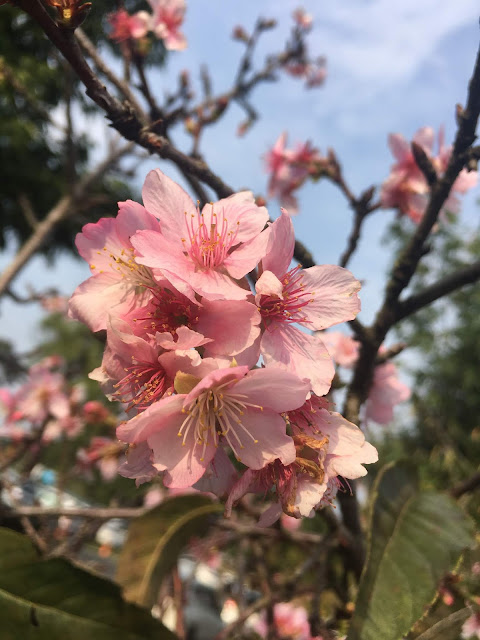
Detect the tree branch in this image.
<box><xmin>338</xmin><ymin>40</ymin><xmax>480</xmax><ymax>575</ymax></box>
<box><xmin>450</xmin><ymin>471</ymin><xmax>480</xmax><ymax>499</ymax></box>
<box><xmin>18</xmin><ymin>0</ymin><xmax>314</xmax><ymax>267</ymax></box>
<box><xmin>0</xmin><ymin>142</ymin><xmax>134</xmax><ymax>298</ymax></box>
<box><xmin>396</xmin><ymin>260</ymin><xmax>480</xmax><ymax>321</ymax></box>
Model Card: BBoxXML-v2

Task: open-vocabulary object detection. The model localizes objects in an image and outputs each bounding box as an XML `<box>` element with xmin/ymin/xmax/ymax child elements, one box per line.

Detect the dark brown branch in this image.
<box><xmin>450</xmin><ymin>471</ymin><xmax>480</xmax><ymax>499</ymax></box>
<box><xmin>375</xmin><ymin>342</ymin><xmax>407</xmax><ymax>364</ymax></box>
<box><xmin>345</xmin><ymin>38</ymin><xmax>480</xmax><ymax>427</ymax></box>
<box><xmin>411</xmin><ymin>141</ymin><xmax>438</xmax><ymax>186</ymax></box>
<box><xmin>19</xmin><ymin>0</ymin><xmax>314</xmax><ymax>267</ymax></box>
<box><xmin>325</xmin><ymin>150</ymin><xmax>380</xmax><ymax>268</ymax></box>
<box><xmin>17</xmin><ymin>194</ymin><xmax>39</xmax><ymax>230</ymax></box>
<box><xmin>396</xmin><ymin>260</ymin><xmax>480</xmax><ymax>321</ymax></box>
<box><xmin>339</xmin><ymin>40</ymin><xmax>480</xmax><ymax>575</ymax></box>
<box><xmin>383</xmin><ymin>42</ymin><xmax>480</xmax><ymax>314</ymax></box>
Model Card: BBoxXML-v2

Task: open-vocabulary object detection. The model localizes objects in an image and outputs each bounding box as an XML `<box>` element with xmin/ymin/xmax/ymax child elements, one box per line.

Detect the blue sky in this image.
<box><xmin>1</xmin><ymin>0</ymin><xmax>479</xmax><ymax>356</ymax></box>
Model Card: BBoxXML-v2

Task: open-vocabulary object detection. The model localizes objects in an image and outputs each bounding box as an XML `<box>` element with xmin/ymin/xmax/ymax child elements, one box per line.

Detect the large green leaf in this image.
<box><xmin>0</xmin><ymin>527</ymin><xmax>176</xmax><ymax>640</ymax></box>
<box><xmin>347</xmin><ymin>462</ymin><xmax>473</xmax><ymax>640</ymax></box>
<box><xmin>411</xmin><ymin>608</ymin><xmax>470</xmax><ymax>640</ymax></box>
<box><xmin>116</xmin><ymin>494</ymin><xmax>223</xmax><ymax>607</ymax></box>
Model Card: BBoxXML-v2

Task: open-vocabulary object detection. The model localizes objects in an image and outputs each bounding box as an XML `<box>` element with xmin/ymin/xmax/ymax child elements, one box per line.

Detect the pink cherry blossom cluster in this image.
<box><xmin>0</xmin><ymin>357</ymin><xmax>107</xmax><ymax>443</ymax></box>
<box><xmin>108</xmin><ymin>0</ymin><xmax>186</xmax><ymax>51</ymax></box>
<box><xmin>69</xmin><ymin>168</ymin><xmax>377</xmax><ymax>522</ymax></box>
<box><xmin>39</xmin><ymin>294</ymin><xmax>70</xmax><ymax>315</ymax></box>
<box><xmin>380</xmin><ymin>126</ymin><xmax>478</xmax><ymax>224</ymax></box>
<box><xmin>324</xmin><ymin>332</ymin><xmax>411</xmax><ymax>425</ymax></box>
<box><xmin>77</xmin><ymin>436</ymin><xmax>125</xmax><ymax>481</ymax></box>
<box><xmin>266</xmin><ymin>133</ymin><xmax>328</xmax><ymax>213</ymax></box>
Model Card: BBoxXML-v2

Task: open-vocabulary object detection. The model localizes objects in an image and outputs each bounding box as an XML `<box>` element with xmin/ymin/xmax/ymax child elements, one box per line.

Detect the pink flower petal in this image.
<box><xmin>234</xmin><ymin>409</ymin><xmax>296</xmax><ymax>469</ymax></box>
<box><xmin>233</xmin><ymin>367</ymin><xmax>309</xmax><ymax>413</ymax></box>
<box><xmin>116</xmin><ymin>394</ymin><xmax>184</xmax><ymax>443</ymax></box>
<box><xmin>300</xmin><ymin>265</ymin><xmax>361</xmax><ymax>330</ymax></box>
<box><xmin>197</xmin><ymin>300</ymin><xmax>261</xmax><ymax>356</ymax></box>
<box><xmin>261</xmin><ymin>325</ymin><xmax>335</xmax><ymax>396</ymax></box>
<box><xmin>69</xmin><ymin>273</ymin><xmax>146</xmax><ymax>333</ymax></box>
<box><xmin>255</xmin><ymin>270</ymin><xmax>284</xmax><ymax>299</ymax></box>
<box><xmin>141</xmin><ymin>169</ymin><xmax>196</xmax><ymax>244</ymax></box>
<box><xmin>203</xmin><ymin>192</ymin><xmax>269</xmax><ymax>244</ymax></box>
<box><xmin>223</xmin><ymin>229</ymin><xmax>270</xmax><ymax>280</ymax></box>
<box><xmin>148</xmin><ymin>418</ymin><xmax>215</xmax><ymax>488</ymax></box>
<box><xmin>261</xmin><ymin>208</ymin><xmax>295</xmax><ymax>277</ymax></box>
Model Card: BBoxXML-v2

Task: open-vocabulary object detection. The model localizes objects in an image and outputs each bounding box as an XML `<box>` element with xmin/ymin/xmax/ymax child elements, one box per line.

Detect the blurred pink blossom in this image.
<box><xmin>365</xmin><ymin>361</ymin><xmax>411</xmax><ymax>425</ymax></box>
<box><xmin>462</xmin><ymin>611</ymin><xmax>480</xmax><ymax>639</ymax></box>
<box><xmin>323</xmin><ymin>331</ymin><xmax>359</xmax><ymax>368</ymax></box>
<box><xmin>266</xmin><ymin>133</ymin><xmax>324</xmax><ymax>212</ymax></box>
<box><xmin>381</xmin><ymin>126</ymin><xmax>478</xmax><ymax>223</ymax></box>
<box><xmin>147</xmin><ymin>0</ymin><xmax>187</xmax><ymax>50</ymax></box>
<box><xmin>292</xmin><ymin>8</ymin><xmax>313</xmax><ymax>31</ymax></box>
<box><xmin>255</xmin><ymin>601</ymin><xmax>322</xmax><ymax>639</ymax></box>
<box><xmin>108</xmin><ymin>9</ymin><xmax>150</xmax><ymax>42</ymax></box>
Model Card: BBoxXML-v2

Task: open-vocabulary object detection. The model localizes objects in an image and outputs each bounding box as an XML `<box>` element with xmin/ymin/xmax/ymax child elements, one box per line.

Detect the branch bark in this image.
<box><xmin>0</xmin><ymin>142</ymin><xmax>134</xmax><ymax>297</ymax></box>
<box><xmin>396</xmin><ymin>260</ymin><xmax>480</xmax><ymax>321</ymax></box>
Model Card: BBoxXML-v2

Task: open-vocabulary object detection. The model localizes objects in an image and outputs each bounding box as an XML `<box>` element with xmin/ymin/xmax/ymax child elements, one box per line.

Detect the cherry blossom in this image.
<box><xmin>292</xmin><ymin>8</ymin><xmax>313</xmax><ymax>31</ymax></box>
<box><xmin>265</xmin><ymin>133</ymin><xmax>324</xmax><ymax>212</ymax></box>
<box><xmin>254</xmin><ymin>601</ymin><xmax>321</xmax><ymax>639</ymax></box>
<box><xmin>322</xmin><ymin>331</ymin><xmax>359</xmax><ymax>368</ymax></box>
<box><xmin>117</xmin><ymin>365</ymin><xmax>309</xmax><ymax>488</ymax></box>
<box><xmin>462</xmin><ymin>611</ymin><xmax>480</xmax><ymax>639</ymax></box>
<box><xmin>226</xmin><ymin>394</ymin><xmax>377</xmax><ymax>523</ymax></box>
<box><xmin>132</xmin><ymin>169</ymin><xmax>270</xmax><ymax>301</ymax></box>
<box><xmin>77</xmin><ymin>437</ymin><xmax>124</xmax><ymax>480</ymax></box>
<box><xmin>69</xmin><ymin>200</ymin><xmax>161</xmax><ymax>332</ymax></box>
<box><xmin>365</xmin><ymin>361</ymin><xmax>411</xmax><ymax>425</ymax></box>
<box><xmin>256</xmin><ymin>209</ymin><xmax>361</xmax><ymax>395</ymax></box>
<box><xmin>121</xmin><ymin>283</ymin><xmax>262</xmax><ymax>366</ymax></box>
<box><xmin>381</xmin><ymin>126</ymin><xmax>478</xmax><ymax>223</ymax></box>
<box><xmin>108</xmin><ymin>9</ymin><xmax>150</xmax><ymax>42</ymax></box>
<box><xmin>147</xmin><ymin>0</ymin><xmax>187</xmax><ymax>51</ymax></box>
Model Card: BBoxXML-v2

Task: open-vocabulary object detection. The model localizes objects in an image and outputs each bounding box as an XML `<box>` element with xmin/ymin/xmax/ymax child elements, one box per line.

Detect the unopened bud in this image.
<box><xmin>258</xmin><ymin>18</ymin><xmax>277</xmax><ymax>30</ymax></box>
<box><xmin>232</xmin><ymin>25</ymin><xmax>249</xmax><ymax>42</ymax></box>
<box><xmin>455</xmin><ymin>103</ymin><xmax>465</xmax><ymax>126</ymax></box>
<box><xmin>237</xmin><ymin>119</ymin><xmax>252</xmax><ymax>137</ymax></box>
<box><xmin>184</xmin><ymin>117</ymin><xmax>199</xmax><ymax>136</ymax></box>
<box><xmin>180</xmin><ymin>69</ymin><xmax>190</xmax><ymax>88</ymax></box>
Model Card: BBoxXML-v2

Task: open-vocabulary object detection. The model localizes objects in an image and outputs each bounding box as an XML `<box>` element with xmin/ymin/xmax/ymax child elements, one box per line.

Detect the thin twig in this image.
<box><xmin>0</xmin><ymin>506</ymin><xmax>146</xmax><ymax>519</ymax></box>
<box><xmin>0</xmin><ymin>141</ymin><xmax>134</xmax><ymax>298</ymax></box>
<box><xmin>75</xmin><ymin>27</ymin><xmax>147</xmax><ymax>122</ymax></box>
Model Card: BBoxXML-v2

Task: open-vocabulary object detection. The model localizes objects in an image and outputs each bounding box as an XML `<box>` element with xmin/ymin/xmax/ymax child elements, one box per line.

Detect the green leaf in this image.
<box><xmin>0</xmin><ymin>527</ymin><xmax>177</xmax><ymax>640</ymax></box>
<box><xmin>347</xmin><ymin>462</ymin><xmax>473</xmax><ymax>640</ymax></box>
<box><xmin>410</xmin><ymin>608</ymin><xmax>470</xmax><ymax>640</ymax></box>
<box><xmin>116</xmin><ymin>494</ymin><xmax>223</xmax><ymax>608</ymax></box>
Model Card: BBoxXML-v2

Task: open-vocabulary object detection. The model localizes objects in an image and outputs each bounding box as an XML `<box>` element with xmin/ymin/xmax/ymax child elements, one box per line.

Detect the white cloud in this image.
<box><xmin>313</xmin><ymin>0</ymin><xmax>478</xmax><ymax>82</ymax></box>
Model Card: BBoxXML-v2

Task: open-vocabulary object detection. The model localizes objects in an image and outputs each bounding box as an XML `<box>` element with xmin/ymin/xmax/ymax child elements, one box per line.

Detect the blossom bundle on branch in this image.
<box><xmin>69</xmin><ymin>168</ymin><xmax>377</xmax><ymax>522</ymax></box>
<box><xmin>380</xmin><ymin>126</ymin><xmax>478</xmax><ymax>224</ymax></box>
<box><xmin>108</xmin><ymin>0</ymin><xmax>187</xmax><ymax>50</ymax></box>
<box><xmin>0</xmin><ymin>356</ymin><xmax>104</xmax><ymax>442</ymax></box>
